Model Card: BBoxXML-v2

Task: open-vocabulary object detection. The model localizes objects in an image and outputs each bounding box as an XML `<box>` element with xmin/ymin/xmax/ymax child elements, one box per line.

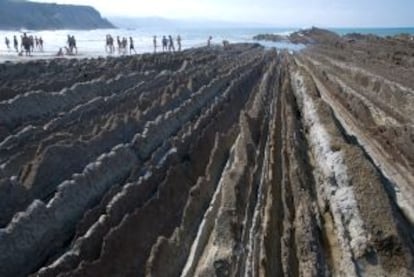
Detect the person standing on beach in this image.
<box><xmin>39</xmin><ymin>37</ymin><xmax>44</xmax><ymax>52</ymax></box>
<box><xmin>29</xmin><ymin>36</ymin><xmax>34</xmax><ymax>52</ymax></box>
<box><xmin>67</xmin><ymin>35</ymin><xmax>72</xmax><ymax>53</ymax></box>
<box><xmin>117</xmin><ymin>36</ymin><xmax>122</xmax><ymax>54</ymax></box>
<box><xmin>177</xmin><ymin>35</ymin><xmax>182</xmax><ymax>51</ymax></box>
<box><xmin>162</xmin><ymin>36</ymin><xmax>168</xmax><ymax>52</ymax></box>
<box><xmin>121</xmin><ymin>37</ymin><xmax>128</xmax><ymax>55</ymax></box>
<box><xmin>71</xmin><ymin>35</ymin><xmax>77</xmax><ymax>55</ymax></box>
<box><xmin>35</xmin><ymin>36</ymin><xmax>39</xmax><ymax>50</ymax></box>
<box><xmin>168</xmin><ymin>35</ymin><xmax>175</xmax><ymax>52</ymax></box>
<box><xmin>110</xmin><ymin>35</ymin><xmax>115</xmax><ymax>53</ymax></box>
<box><xmin>105</xmin><ymin>35</ymin><xmax>111</xmax><ymax>53</ymax></box>
<box><xmin>22</xmin><ymin>33</ymin><xmax>31</xmax><ymax>56</ymax></box>
<box><xmin>5</xmin><ymin>37</ymin><xmax>10</xmax><ymax>50</ymax></box>
<box><xmin>207</xmin><ymin>36</ymin><xmax>213</xmax><ymax>47</ymax></box>
<box><xmin>108</xmin><ymin>35</ymin><xmax>115</xmax><ymax>54</ymax></box>
<box><xmin>129</xmin><ymin>37</ymin><xmax>136</xmax><ymax>55</ymax></box>
<box><xmin>153</xmin><ymin>36</ymin><xmax>157</xmax><ymax>53</ymax></box>
<box><xmin>67</xmin><ymin>35</ymin><xmax>77</xmax><ymax>55</ymax></box>
<box><xmin>13</xmin><ymin>36</ymin><xmax>18</xmax><ymax>52</ymax></box>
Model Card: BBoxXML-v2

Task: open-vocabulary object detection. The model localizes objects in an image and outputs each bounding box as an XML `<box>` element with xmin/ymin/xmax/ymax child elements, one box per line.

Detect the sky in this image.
<box><xmin>32</xmin><ymin>0</ymin><xmax>414</xmax><ymax>28</ymax></box>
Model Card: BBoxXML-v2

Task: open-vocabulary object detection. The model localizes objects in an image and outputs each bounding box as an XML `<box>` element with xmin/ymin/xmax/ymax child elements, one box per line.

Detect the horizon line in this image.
<box><xmin>105</xmin><ymin>16</ymin><xmax>414</xmax><ymax>29</ymax></box>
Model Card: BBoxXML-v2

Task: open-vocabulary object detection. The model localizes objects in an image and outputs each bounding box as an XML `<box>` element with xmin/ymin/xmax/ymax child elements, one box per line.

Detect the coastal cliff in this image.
<box><xmin>0</xmin><ymin>0</ymin><xmax>114</xmax><ymax>30</ymax></box>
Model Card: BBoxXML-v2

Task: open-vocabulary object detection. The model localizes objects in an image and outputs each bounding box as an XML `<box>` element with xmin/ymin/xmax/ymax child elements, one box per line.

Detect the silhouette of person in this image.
<box><xmin>22</xmin><ymin>33</ymin><xmax>31</xmax><ymax>56</ymax></box>
<box><xmin>56</xmin><ymin>47</ymin><xmax>64</xmax><ymax>56</ymax></box>
<box><xmin>39</xmin><ymin>37</ymin><xmax>44</xmax><ymax>52</ymax></box>
<box><xmin>67</xmin><ymin>35</ymin><xmax>77</xmax><ymax>55</ymax></box>
<box><xmin>5</xmin><ymin>37</ymin><xmax>10</xmax><ymax>50</ymax></box>
<box><xmin>105</xmin><ymin>34</ymin><xmax>110</xmax><ymax>53</ymax></box>
<box><xmin>177</xmin><ymin>35</ymin><xmax>182</xmax><ymax>51</ymax></box>
<box><xmin>153</xmin><ymin>35</ymin><xmax>157</xmax><ymax>53</ymax></box>
<box><xmin>117</xmin><ymin>36</ymin><xmax>122</xmax><ymax>54</ymax></box>
<box><xmin>129</xmin><ymin>37</ymin><xmax>136</xmax><ymax>54</ymax></box>
<box><xmin>109</xmin><ymin>35</ymin><xmax>115</xmax><ymax>53</ymax></box>
<box><xmin>29</xmin><ymin>35</ymin><xmax>34</xmax><ymax>52</ymax></box>
<box><xmin>67</xmin><ymin>35</ymin><xmax>72</xmax><ymax>53</ymax></box>
<box><xmin>121</xmin><ymin>37</ymin><xmax>128</xmax><ymax>55</ymax></box>
<box><xmin>72</xmin><ymin>36</ymin><xmax>78</xmax><ymax>55</ymax></box>
<box><xmin>105</xmin><ymin>35</ymin><xmax>115</xmax><ymax>54</ymax></box>
<box><xmin>71</xmin><ymin>35</ymin><xmax>77</xmax><ymax>55</ymax></box>
<box><xmin>168</xmin><ymin>35</ymin><xmax>175</xmax><ymax>52</ymax></box>
<box><xmin>64</xmin><ymin>46</ymin><xmax>71</xmax><ymax>55</ymax></box>
<box><xmin>207</xmin><ymin>36</ymin><xmax>213</xmax><ymax>47</ymax></box>
<box><xmin>13</xmin><ymin>35</ymin><xmax>18</xmax><ymax>52</ymax></box>
<box><xmin>162</xmin><ymin>36</ymin><xmax>168</xmax><ymax>52</ymax></box>
<box><xmin>35</xmin><ymin>36</ymin><xmax>39</xmax><ymax>50</ymax></box>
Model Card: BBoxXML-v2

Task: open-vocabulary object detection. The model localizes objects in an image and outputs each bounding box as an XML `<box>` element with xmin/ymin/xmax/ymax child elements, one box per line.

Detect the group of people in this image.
<box><xmin>4</xmin><ymin>34</ymin><xmax>44</xmax><ymax>56</ymax></box>
<box><xmin>56</xmin><ymin>35</ymin><xmax>78</xmax><ymax>56</ymax></box>
<box><xmin>103</xmin><ymin>34</ymin><xmax>184</xmax><ymax>55</ymax></box>
<box><xmin>3</xmin><ymin>33</ymin><xmax>217</xmax><ymax>58</ymax></box>
<box><xmin>155</xmin><ymin>35</ymin><xmax>182</xmax><ymax>53</ymax></box>
<box><xmin>67</xmin><ymin>35</ymin><xmax>77</xmax><ymax>55</ymax></box>
<box><xmin>105</xmin><ymin>35</ymin><xmax>136</xmax><ymax>55</ymax></box>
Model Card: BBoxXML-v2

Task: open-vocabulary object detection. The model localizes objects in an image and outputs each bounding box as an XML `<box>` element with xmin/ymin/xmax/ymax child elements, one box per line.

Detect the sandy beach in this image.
<box><xmin>0</xmin><ymin>50</ymin><xmax>94</xmax><ymax>63</ymax></box>
<box><xmin>0</xmin><ymin>29</ymin><xmax>413</xmax><ymax>276</ymax></box>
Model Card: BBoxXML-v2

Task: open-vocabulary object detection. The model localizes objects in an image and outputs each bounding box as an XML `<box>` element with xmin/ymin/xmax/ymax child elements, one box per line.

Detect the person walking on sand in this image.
<box><xmin>177</xmin><ymin>35</ymin><xmax>182</xmax><ymax>51</ymax></box>
<box><xmin>5</xmin><ymin>37</ymin><xmax>10</xmax><ymax>50</ymax></box>
<box><xmin>162</xmin><ymin>36</ymin><xmax>168</xmax><ymax>52</ymax></box>
<box><xmin>129</xmin><ymin>37</ymin><xmax>136</xmax><ymax>55</ymax></box>
<box><xmin>168</xmin><ymin>35</ymin><xmax>175</xmax><ymax>52</ymax></box>
<box><xmin>13</xmin><ymin>35</ymin><xmax>18</xmax><ymax>52</ymax></box>
<box><xmin>153</xmin><ymin>36</ymin><xmax>157</xmax><ymax>53</ymax></box>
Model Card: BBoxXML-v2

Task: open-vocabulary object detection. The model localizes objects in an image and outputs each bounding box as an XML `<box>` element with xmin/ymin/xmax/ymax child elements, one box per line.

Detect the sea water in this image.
<box><xmin>0</xmin><ymin>27</ymin><xmax>413</xmax><ymax>60</ymax></box>
<box><xmin>0</xmin><ymin>27</ymin><xmax>298</xmax><ymax>59</ymax></box>
<box><xmin>331</xmin><ymin>27</ymin><xmax>414</xmax><ymax>37</ymax></box>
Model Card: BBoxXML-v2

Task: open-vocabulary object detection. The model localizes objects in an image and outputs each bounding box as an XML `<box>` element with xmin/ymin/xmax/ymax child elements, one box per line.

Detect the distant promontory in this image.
<box><xmin>0</xmin><ymin>0</ymin><xmax>114</xmax><ymax>30</ymax></box>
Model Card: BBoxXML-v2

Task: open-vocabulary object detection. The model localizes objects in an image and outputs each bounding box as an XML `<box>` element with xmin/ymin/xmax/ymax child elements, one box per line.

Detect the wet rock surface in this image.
<box><xmin>0</xmin><ymin>36</ymin><xmax>413</xmax><ymax>277</ymax></box>
<box><xmin>254</xmin><ymin>27</ymin><xmax>341</xmax><ymax>45</ymax></box>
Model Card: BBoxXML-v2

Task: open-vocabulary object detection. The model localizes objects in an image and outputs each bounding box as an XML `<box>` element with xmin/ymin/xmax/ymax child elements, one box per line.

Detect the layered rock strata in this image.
<box><xmin>0</xmin><ymin>38</ymin><xmax>413</xmax><ymax>276</ymax></box>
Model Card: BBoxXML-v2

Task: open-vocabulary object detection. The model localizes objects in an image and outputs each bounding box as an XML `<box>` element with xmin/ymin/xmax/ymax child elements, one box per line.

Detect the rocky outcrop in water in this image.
<box><xmin>0</xmin><ymin>35</ymin><xmax>413</xmax><ymax>276</ymax></box>
<box><xmin>254</xmin><ymin>27</ymin><xmax>341</xmax><ymax>45</ymax></box>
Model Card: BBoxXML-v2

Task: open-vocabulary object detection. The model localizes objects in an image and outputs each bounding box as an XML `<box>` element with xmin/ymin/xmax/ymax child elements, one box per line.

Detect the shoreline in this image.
<box><xmin>1</xmin><ymin>26</ymin><xmax>413</xmax><ymax>64</ymax></box>
<box><xmin>0</xmin><ymin>42</ymin><xmax>302</xmax><ymax>64</ymax></box>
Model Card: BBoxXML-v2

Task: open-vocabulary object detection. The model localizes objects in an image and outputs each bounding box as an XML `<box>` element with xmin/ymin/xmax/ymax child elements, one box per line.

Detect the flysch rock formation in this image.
<box><xmin>0</xmin><ymin>32</ymin><xmax>413</xmax><ymax>277</ymax></box>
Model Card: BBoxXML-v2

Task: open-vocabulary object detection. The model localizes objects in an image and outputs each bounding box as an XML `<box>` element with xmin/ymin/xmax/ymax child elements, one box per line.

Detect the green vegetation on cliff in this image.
<box><xmin>0</xmin><ymin>0</ymin><xmax>114</xmax><ymax>30</ymax></box>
